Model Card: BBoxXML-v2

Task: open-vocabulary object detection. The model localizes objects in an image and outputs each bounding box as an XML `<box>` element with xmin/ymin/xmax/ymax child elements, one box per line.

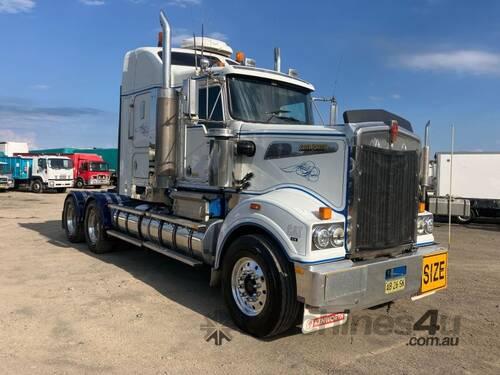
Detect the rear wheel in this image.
<box><xmin>63</xmin><ymin>197</ymin><xmax>84</xmax><ymax>243</ymax></box>
<box><xmin>30</xmin><ymin>179</ymin><xmax>43</xmax><ymax>193</ymax></box>
<box><xmin>221</xmin><ymin>234</ymin><xmax>301</xmax><ymax>337</ymax></box>
<box><xmin>84</xmin><ymin>201</ymin><xmax>114</xmax><ymax>253</ymax></box>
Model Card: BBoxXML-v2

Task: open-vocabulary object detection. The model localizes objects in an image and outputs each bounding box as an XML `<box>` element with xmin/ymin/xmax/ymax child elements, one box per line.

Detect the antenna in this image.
<box><xmin>448</xmin><ymin>124</ymin><xmax>455</xmax><ymax>250</ymax></box>
<box><xmin>193</xmin><ymin>32</ymin><xmax>198</xmax><ymax>73</ymax></box>
<box><xmin>201</xmin><ymin>24</ymin><xmax>204</xmax><ymax>60</ymax></box>
<box><xmin>332</xmin><ymin>54</ymin><xmax>344</xmax><ymax>98</ymax></box>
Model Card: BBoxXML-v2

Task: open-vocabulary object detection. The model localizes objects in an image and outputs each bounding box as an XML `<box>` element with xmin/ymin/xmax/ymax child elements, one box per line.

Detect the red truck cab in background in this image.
<box><xmin>68</xmin><ymin>153</ymin><xmax>111</xmax><ymax>188</ymax></box>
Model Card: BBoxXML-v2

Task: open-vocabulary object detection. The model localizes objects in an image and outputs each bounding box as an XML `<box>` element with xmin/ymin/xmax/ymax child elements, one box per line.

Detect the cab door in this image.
<box><xmin>184</xmin><ymin>84</ymin><xmax>223</xmax><ymax>183</ymax></box>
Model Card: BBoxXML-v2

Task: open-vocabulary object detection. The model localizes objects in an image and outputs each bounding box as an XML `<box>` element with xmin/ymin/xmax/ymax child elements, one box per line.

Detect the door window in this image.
<box><xmin>198</xmin><ymin>85</ymin><xmax>223</xmax><ymax>124</ymax></box>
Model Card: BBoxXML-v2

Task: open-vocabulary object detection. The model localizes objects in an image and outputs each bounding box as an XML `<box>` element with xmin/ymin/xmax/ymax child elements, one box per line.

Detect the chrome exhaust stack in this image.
<box><xmin>421</xmin><ymin>121</ymin><xmax>431</xmax><ymax>198</ymax></box>
<box><xmin>274</xmin><ymin>47</ymin><xmax>281</xmax><ymax>72</ymax></box>
<box><xmin>152</xmin><ymin>10</ymin><xmax>178</xmax><ymax>201</ymax></box>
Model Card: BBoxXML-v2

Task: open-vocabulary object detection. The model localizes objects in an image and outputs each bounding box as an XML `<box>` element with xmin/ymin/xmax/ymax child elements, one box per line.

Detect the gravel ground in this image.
<box><xmin>0</xmin><ymin>191</ymin><xmax>499</xmax><ymax>374</ymax></box>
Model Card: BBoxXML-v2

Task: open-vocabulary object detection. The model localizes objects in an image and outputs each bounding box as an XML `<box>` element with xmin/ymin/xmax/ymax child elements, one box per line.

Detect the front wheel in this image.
<box><xmin>30</xmin><ymin>180</ymin><xmax>43</xmax><ymax>193</ymax></box>
<box><xmin>221</xmin><ymin>234</ymin><xmax>301</xmax><ymax>337</ymax></box>
<box><xmin>75</xmin><ymin>179</ymin><xmax>85</xmax><ymax>189</ymax></box>
<box><xmin>84</xmin><ymin>201</ymin><xmax>114</xmax><ymax>254</ymax></box>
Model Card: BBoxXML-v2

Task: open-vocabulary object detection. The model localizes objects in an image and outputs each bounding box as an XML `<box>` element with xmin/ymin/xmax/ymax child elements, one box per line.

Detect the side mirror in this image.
<box><xmin>182</xmin><ymin>78</ymin><xmax>198</xmax><ymax>118</ymax></box>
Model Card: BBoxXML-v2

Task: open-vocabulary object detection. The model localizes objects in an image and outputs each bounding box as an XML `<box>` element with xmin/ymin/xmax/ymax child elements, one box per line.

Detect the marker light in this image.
<box><xmin>249</xmin><ymin>203</ymin><xmax>261</xmax><ymax>210</ymax></box>
<box><xmin>319</xmin><ymin>207</ymin><xmax>332</xmax><ymax>220</ymax></box>
<box><xmin>235</xmin><ymin>51</ymin><xmax>245</xmax><ymax>64</ymax></box>
<box><xmin>390</xmin><ymin>120</ymin><xmax>399</xmax><ymax>144</ymax></box>
<box><xmin>158</xmin><ymin>31</ymin><xmax>163</xmax><ymax>47</ymax></box>
<box><xmin>419</xmin><ymin>202</ymin><xmax>426</xmax><ymax>213</ymax></box>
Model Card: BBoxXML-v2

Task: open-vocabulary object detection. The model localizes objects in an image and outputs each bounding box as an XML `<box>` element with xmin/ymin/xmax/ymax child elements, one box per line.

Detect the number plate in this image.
<box><xmin>384</xmin><ymin>277</ymin><xmax>406</xmax><ymax>294</ymax></box>
<box><xmin>421</xmin><ymin>252</ymin><xmax>448</xmax><ymax>293</ymax></box>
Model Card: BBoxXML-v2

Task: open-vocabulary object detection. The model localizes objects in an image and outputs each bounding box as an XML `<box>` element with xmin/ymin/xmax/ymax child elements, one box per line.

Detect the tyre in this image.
<box><xmin>221</xmin><ymin>234</ymin><xmax>301</xmax><ymax>337</ymax></box>
<box><xmin>84</xmin><ymin>200</ymin><xmax>114</xmax><ymax>253</ymax></box>
<box><xmin>56</xmin><ymin>188</ymin><xmax>67</xmax><ymax>193</ymax></box>
<box><xmin>456</xmin><ymin>210</ymin><xmax>476</xmax><ymax>224</ymax></box>
<box><xmin>30</xmin><ymin>179</ymin><xmax>43</xmax><ymax>193</ymax></box>
<box><xmin>75</xmin><ymin>179</ymin><xmax>85</xmax><ymax>189</ymax></box>
<box><xmin>63</xmin><ymin>197</ymin><xmax>84</xmax><ymax>243</ymax></box>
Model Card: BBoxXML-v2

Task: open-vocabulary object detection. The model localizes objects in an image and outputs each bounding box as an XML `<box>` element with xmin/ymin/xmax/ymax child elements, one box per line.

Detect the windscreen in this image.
<box><xmin>228</xmin><ymin>75</ymin><xmax>313</xmax><ymax>124</ymax></box>
<box><xmin>0</xmin><ymin>163</ymin><xmax>11</xmax><ymax>174</ymax></box>
<box><xmin>89</xmin><ymin>162</ymin><xmax>109</xmax><ymax>172</ymax></box>
<box><xmin>49</xmin><ymin>158</ymin><xmax>73</xmax><ymax>169</ymax></box>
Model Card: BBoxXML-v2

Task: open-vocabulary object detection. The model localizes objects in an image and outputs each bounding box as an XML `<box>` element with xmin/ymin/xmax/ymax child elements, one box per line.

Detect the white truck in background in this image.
<box><xmin>426</xmin><ymin>152</ymin><xmax>500</xmax><ymax>223</ymax></box>
<box><xmin>61</xmin><ymin>10</ymin><xmax>448</xmax><ymax>337</ymax></box>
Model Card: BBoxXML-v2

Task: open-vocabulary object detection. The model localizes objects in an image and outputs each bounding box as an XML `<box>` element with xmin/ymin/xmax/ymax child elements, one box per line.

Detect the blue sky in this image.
<box><xmin>0</xmin><ymin>0</ymin><xmax>499</xmax><ymax>153</ymax></box>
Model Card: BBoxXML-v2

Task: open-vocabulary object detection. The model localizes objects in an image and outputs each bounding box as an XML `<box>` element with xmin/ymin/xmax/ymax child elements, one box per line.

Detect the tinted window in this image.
<box><xmin>159</xmin><ymin>52</ymin><xmax>221</xmax><ymax>67</ymax></box>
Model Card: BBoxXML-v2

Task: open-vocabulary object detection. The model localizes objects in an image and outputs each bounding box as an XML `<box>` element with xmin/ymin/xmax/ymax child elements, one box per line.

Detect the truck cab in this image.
<box><xmin>0</xmin><ymin>161</ymin><xmax>14</xmax><ymax>191</ymax></box>
<box><xmin>62</xmin><ymin>11</ymin><xmax>448</xmax><ymax>337</ymax></box>
<box><xmin>69</xmin><ymin>153</ymin><xmax>111</xmax><ymax>189</ymax></box>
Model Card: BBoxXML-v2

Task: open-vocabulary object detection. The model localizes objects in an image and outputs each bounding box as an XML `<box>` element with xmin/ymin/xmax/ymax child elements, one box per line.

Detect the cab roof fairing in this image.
<box><xmin>121</xmin><ymin>47</ymin><xmax>315</xmax><ymax>95</ymax></box>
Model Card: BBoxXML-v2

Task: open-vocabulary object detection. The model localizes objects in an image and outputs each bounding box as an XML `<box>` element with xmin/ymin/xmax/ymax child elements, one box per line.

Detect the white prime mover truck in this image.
<box><xmin>61</xmin><ymin>11</ymin><xmax>448</xmax><ymax>337</ymax></box>
<box><xmin>426</xmin><ymin>152</ymin><xmax>500</xmax><ymax>223</ymax></box>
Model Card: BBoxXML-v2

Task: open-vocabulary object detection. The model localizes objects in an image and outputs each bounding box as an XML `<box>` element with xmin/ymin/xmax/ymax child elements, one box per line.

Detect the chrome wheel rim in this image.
<box><xmin>66</xmin><ymin>202</ymin><xmax>76</xmax><ymax>235</ymax></box>
<box><xmin>87</xmin><ymin>208</ymin><xmax>99</xmax><ymax>244</ymax></box>
<box><xmin>231</xmin><ymin>257</ymin><xmax>267</xmax><ymax>316</ymax></box>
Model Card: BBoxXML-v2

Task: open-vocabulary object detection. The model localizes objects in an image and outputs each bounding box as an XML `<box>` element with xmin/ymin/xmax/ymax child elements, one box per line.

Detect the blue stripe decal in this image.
<box><xmin>239</xmin><ymin>131</ymin><xmax>346</xmax><ymax>137</ymax></box>
<box><xmin>294</xmin><ymin>256</ymin><xmax>346</xmax><ymax>265</ymax></box>
<box><xmin>415</xmin><ymin>241</ymin><xmax>436</xmax><ymax>247</ymax></box>
<box><xmin>241</xmin><ymin>184</ymin><xmax>344</xmax><ymax>213</ymax></box>
<box><xmin>121</xmin><ymin>85</ymin><xmax>162</xmax><ymax>97</ymax></box>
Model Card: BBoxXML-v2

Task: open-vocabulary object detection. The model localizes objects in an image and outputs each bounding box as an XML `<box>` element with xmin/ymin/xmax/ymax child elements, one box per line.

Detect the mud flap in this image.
<box><xmin>301</xmin><ymin>305</ymin><xmax>348</xmax><ymax>334</ymax></box>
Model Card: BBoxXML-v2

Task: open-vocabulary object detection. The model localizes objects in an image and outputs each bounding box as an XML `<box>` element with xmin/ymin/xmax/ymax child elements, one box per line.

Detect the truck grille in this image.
<box><xmin>352</xmin><ymin>145</ymin><xmax>419</xmax><ymax>254</ymax></box>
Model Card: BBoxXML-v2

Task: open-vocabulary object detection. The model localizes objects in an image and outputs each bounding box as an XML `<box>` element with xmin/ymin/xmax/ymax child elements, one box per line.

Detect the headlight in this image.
<box><xmin>312</xmin><ymin>227</ymin><xmax>331</xmax><ymax>249</ymax></box>
<box><xmin>329</xmin><ymin>225</ymin><xmax>344</xmax><ymax>247</ymax></box>
<box><xmin>417</xmin><ymin>217</ymin><xmax>425</xmax><ymax>235</ymax></box>
<box><xmin>417</xmin><ymin>214</ymin><xmax>433</xmax><ymax>235</ymax></box>
<box><xmin>425</xmin><ymin>217</ymin><xmax>433</xmax><ymax>234</ymax></box>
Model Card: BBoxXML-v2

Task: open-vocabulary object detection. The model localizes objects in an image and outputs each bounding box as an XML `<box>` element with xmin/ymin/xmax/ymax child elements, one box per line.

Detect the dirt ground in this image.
<box><xmin>0</xmin><ymin>190</ymin><xmax>499</xmax><ymax>374</ymax></box>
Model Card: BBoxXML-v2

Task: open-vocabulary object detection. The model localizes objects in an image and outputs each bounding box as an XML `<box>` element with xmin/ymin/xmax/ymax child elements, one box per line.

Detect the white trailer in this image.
<box><xmin>428</xmin><ymin>152</ymin><xmax>500</xmax><ymax>223</ymax></box>
<box><xmin>0</xmin><ymin>142</ymin><xmax>29</xmax><ymax>156</ymax></box>
<box><xmin>61</xmin><ymin>10</ymin><xmax>448</xmax><ymax>337</ymax></box>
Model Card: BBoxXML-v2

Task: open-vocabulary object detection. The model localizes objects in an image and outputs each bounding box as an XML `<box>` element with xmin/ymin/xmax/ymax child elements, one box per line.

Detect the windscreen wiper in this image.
<box><xmin>265</xmin><ymin>109</ymin><xmax>301</xmax><ymax>123</ymax></box>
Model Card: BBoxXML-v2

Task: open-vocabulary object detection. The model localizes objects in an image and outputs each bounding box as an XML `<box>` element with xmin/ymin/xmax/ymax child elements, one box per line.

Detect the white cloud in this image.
<box><xmin>31</xmin><ymin>84</ymin><xmax>50</xmax><ymax>90</ymax></box>
<box><xmin>399</xmin><ymin>50</ymin><xmax>500</xmax><ymax>76</ymax></box>
<box><xmin>0</xmin><ymin>128</ymin><xmax>38</xmax><ymax>149</ymax></box>
<box><xmin>171</xmin><ymin>28</ymin><xmax>229</xmax><ymax>46</ymax></box>
<box><xmin>0</xmin><ymin>98</ymin><xmax>115</xmax><ymax>148</ymax></box>
<box><xmin>392</xmin><ymin>94</ymin><xmax>401</xmax><ymax>99</ymax></box>
<box><xmin>79</xmin><ymin>0</ymin><xmax>105</xmax><ymax>6</ymax></box>
<box><xmin>172</xmin><ymin>28</ymin><xmax>192</xmax><ymax>46</ymax></box>
<box><xmin>368</xmin><ymin>95</ymin><xmax>383</xmax><ymax>102</ymax></box>
<box><xmin>167</xmin><ymin>0</ymin><xmax>201</xmax><ymax>8</ymax></box>
<box><xmin>0</xmin><ymin>0</ymin><xmax>35</xmax><ymax>14</ymax></box>
<box><xmin>208</xmin><ymin>31</ymin><xmax>228</xmax><ymax>41</ymax></box>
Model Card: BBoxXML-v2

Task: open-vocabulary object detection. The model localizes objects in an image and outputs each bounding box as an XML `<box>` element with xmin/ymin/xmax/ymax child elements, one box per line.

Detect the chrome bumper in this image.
<box><xmin>295</xmin><ymin>245</ymin><xmax>447</xmax><ymax>312</ymax></box>
<box><xmin>48</xmin><ymin>180</ymin><xmax>73</xmax><ymax>188</ymax></box>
